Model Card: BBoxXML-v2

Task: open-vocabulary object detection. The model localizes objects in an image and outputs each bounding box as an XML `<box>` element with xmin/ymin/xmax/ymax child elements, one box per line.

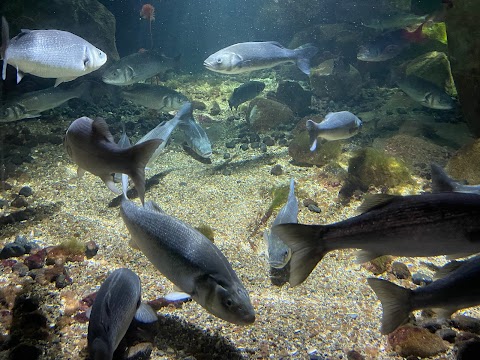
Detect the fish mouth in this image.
<box><xmin>203</xmin><ymin>61</ymin><xmax>211</xmax><ymax>68</ymax></box>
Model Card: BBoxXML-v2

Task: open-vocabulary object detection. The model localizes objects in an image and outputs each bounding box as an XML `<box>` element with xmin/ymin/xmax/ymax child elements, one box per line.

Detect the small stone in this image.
<box><xmin>85</xmin><ymin>241</ymin><xmax>99</xmax><ymax>259</ymax></box>
<box><xmin>412</xmin><ymin>272</ymin><xmax>433</xmax><ymax>286</ymax></box>
<box><xmin>249</xmin><ymin>133</ymin><xmax>260</xmax><ymax>143</ymax></box>
<box><xmin>436</xmin><ymin>328</ymin><xmax>457</xmax><ymax>343</ymax></box>
<box><xmin>0</xmin><ymin>199</ymin><xmax>7</xmax><ymax>209</ymax></box>
<box><xmin>126</xmin><ymin>342</ymin><xmax>153</xmax><ymax>360</ymax></box>
<box><xmin>250</xmin><ymin>142</ymin><xmax>260</xmax><ymax>149</ymax></box>
<box><xmin>1</xmin><ymin>181</ymin><xmax>12</xmax><ymax>190</ymax></box>
<box><xmin>18</xmin><ymin>186</ymin><xmax>33</xmax><ymax>197</ymax></box>
<box><xmin>303</xmin><ymin>198</ymin><xmax>318</xmax><ymax>207</ymax></box>
<box><xmin>24</xmin><ymin>249</ymin><xmax>47</xmax><ymax>270</ymax></box>
<box><xmin>278</xmin><ymin>138</ymin><xmax>288</xmax><ymax>146</ymax></box>
<box><xmin>451</xmin><ymin>315</ymin><xmax>480</xmax><ymax>334</ymax></box>
<box><xmin>347</xmin><ymin>349</ymin><xmax>365</xmax><ymax>360</ymax></box>
<box><xmin>270</xmin><ymin>164</ymin><xmax>283</xmax><ymax>176</ymax></box>
<box><xmin>0</xmin><ymin>243</ymin><xmax>26</xmax><ymax>259</ymax></box>
<box><xmin>263</xmin><ymin>136</ymin><xmax>275</xmax><ymax>146</ymax></box>
<box><xmin>12</xmin><ymin>262</ymin><xmax>29</xmax><ymax>277</ymax></box>
<box><xmin>209</xmin><ymin>101</ymin><xmax>221</xmax><ymax>116</ymax></box>
<box><xmin>240</xmin><ymin>144</ymin><xmax>249</xmax><ymax>151</ymax></box>
<box><xmin>223</xmin><ymin>152</ymin><xmax>230</xmax><ymax>159</ymax></box>
<box><xmin>392</xmin><ymin>262</ymin><xmax>411</xmax><ymax>279</ymax></box>
<box><xmin>55</xmin><ymin>274</ymin><xmax>72</xmax><ymax>289</ymax></box>
<box><xmin>260</xmin><ymin>143</ymin><xmax>267</xmax><ymax>152</ymax></box>
<box><xmin>10</xmin><ymin>196</ymin><xmax>28</xmax><ymax>208</ymax></box>
<box><xmin>14</xmin><ymin>235</ymin><xmax>28</xmax><ymax>247</ymax></box>
<box><xmin>225</xmin><ymin>141</ymin><xmax>236</xmax><ymax>149</ymax></box>
<box><xmin>387</xmin><ymin>325</ymin><xmax>447</xmax><ymax>357</ymax></box>
<box><xmin>24</xmin><ymin>241</ymin><xmax>40</xmax><ymax>254</ymax></box>
<box><xmin>307</xmin><ymin>204</ymin><xmax>322</xmax><ymax>213</ymax></box>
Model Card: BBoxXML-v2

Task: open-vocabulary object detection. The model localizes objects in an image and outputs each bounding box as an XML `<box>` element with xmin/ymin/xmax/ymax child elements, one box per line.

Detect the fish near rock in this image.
<box><xmin>228</xmin><ymin>81</ymin><xmax>265</xmax><ymax>110</ymax></box>
<box><xmin>1</xmin><ymin>17</ymin><xmax>107</xmax><ymax>87</ymax></box>
<box><xmin>396</xmin><ymin>75</ymin><xmax>454</xmax><ymax>110</ymax></box>
<box><xmin>306</xmin><ymin>111</ymin><xmax>362</xmax><ymax>151</ymax></box>
<box><xmin>204</xmin><ymin>41</ymin><xmax>318</xmax><ymax>75</ymax></box>
<box><xmin>64</xmin><ymin>116</ymin><xmax>161</xmax><ymax>204</ymax></box>
<box><xmin>121</xmin><ymin>84</ymin><xmax>188</xmax><ymax>112</ymax></box>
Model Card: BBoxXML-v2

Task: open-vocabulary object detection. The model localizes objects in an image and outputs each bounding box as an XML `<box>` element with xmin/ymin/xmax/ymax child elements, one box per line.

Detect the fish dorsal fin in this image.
<box><xmin>145</xmin><ymin>200</ymin><xmax>165</xmax><ymax>213</ymax></box>
<box><xmin>267</xmin><ymin>41</ymin><xmax>285</xmax><ymax>48</ymax></box>
<box><xmin>92</xmin><ymin>117</ymin><xmax>115</xmax><ymax>142</ymax></box>
<box><xmin>324</xmin><ymin>112</ymin><xmax>334</xmax><ymax>120</ymax></box>
<box><xmin>357</xmin><ymin>194</ymin><xmax>398</xmax><ymax>214</ymax></box>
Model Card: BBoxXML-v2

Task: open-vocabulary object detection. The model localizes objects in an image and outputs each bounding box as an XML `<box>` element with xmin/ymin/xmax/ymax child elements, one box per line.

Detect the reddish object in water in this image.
<box><xmin>140</xmin><ymin>4</ymin><xmax>155</xmax><ymax>21</ymax></box>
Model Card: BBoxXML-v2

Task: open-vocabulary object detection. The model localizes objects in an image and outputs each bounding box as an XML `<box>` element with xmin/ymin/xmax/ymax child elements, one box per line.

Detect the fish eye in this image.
<box><xmin>225</xmin><ymin>298</ymin><xmax>233</xmax><ymax>307</ymax></box>
<box><xmin>216</xmin><ymin>57</ymin><xmax>223</xmax><ymax>64</ymax></box>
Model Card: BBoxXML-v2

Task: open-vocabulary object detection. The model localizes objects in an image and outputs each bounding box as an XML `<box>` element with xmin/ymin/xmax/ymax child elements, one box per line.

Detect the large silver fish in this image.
<box><xmin>273</xmin><ymin>192</ymin><xmax>480</xmax><ymax>287</ymax></box>
<box><xmin>121</xmin><ymin>84</ymin><xmax>188</xmax><ymax>112</ymax></box>
<box><xmin>396</xmin><ymin>75</ymin><xmax>454</xmax><ymax>110</ymax></box>
<box><xmin>64</xmin><ymin>116</ymin><xmax>161</xmax><ymax>204</ymax></box>
<box><xmin>430</xmin><ymin>163</ymin><xmax>480</xmax><ymax>194</ymax></box>
<box><xmin>0</xmin><ymin>82</ymin><xmax>91</xmax><ymax>122</ymax></box>
<box><xmin>306</xmin><ymin>111</ymin><xmax>362</xmax><ymax>151</ymax></box>
<box><xmin>368</xmin><ymin>255</ymin><xmax>480</xmax><ymax>334</ymax></box>
<box><xmin>120</xmin><ymin>178</ymin><xmax>255</xmax><ymax>325</ymax></box>
<box><xmin>179</xmin><ymin>117</ymin><xmax>212</xmax><ymax>159</ymax></box>
<box><xmin>1</xmin><ymin>17</ymin><xmax>107</xmax><ymax>87</ymax></box>
<box><xmin>204</xmin><ymin>41</ymin><xmax>318</xmax><ymax>75</ymax></box>
<box><xmin>88</xmin><ymin>268</ymin><xmax>157</xmax><ymax>360</ymax></box>
<box><xmin>102</xmin><ymin>51</ymin><xmax>178</xmax><ymax>86</ymax></box>
<box><xmin>264</xmin><ymin>178</ymin><xmax>298</xmax><ymax>269</ymax></box>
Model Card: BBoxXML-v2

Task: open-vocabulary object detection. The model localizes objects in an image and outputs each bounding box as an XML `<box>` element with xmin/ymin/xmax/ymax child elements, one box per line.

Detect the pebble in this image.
<box><xmin>18</xmin><ymin>186</ymin><xmax>33</xmax><ymax>197</ymax></box>
<box><xmin>240</xmin><ymin>144</ymin><xmax>249</xmax><ymax>151</ymax></box>
<box><xmin>270</xmin><ymin>164</ymin><xmax>283</xmax><ymax>176</ymax></box>
<box><xmin>262</xmin><ymin>136</ymin><xmax>275</xmax><ymax>146</ymax></box>
<box><xmin>391</xmin><ymin>262</ymin><xmax>411</xmax><ymax>279</ymax></box>
<box><xmin>14</xmin><ymin>235</ymin><xmax>28</xmax><ymax>247</ymax></box>
<box><xmin>387</xmin><ymin>325</ymin><xmax>447</xmax><ymax>357</ymax></box>
<box><xmin>412</xmin><ymin>272</ymin><xmax>432</xmax><ymax>286</ymax></box>
<box><xmin>223</xmin><ymin>153</ymin><xmax>230</xmax><ymax>159</ymax></box>
<box><xmin>307</xmin><ymin>204</ymin><xmax>322</xmax><ymax>213</ymax></box>
<box><xmin>451</xmin><ymin>315</ymin><xmax>480</xmax><ymax>334</ymax></box>
<box><xmin>303</xmin><ymin>198</ymin><xmax>318</xmax><ymax>207</ymax></box>
<box><xmin>225</xmin><ymin>141</ymin><xmax>236</xmax><ymax>149</ymax></box>
<box><xmin>12</xmin><ymin>263</ymin><xmax>29</xmax><ymax>277</ymax></box>
<box><xmin>0</xmin><ymin>243</ymin><xmax>26</xmax><ymax>259</ymax></box>
<box><xmin>259</xmin><ymin>143</ymin><xmax>267</xmax><ymax>152</ymax></box>
<box><xmin>1</xmin><ymin>181</ymin><xmax>12</xmax><ymax>190</ymax></box>
<box><xmin>346</xmin><ymin>349</ymin><xmax>365</xmax><ymax>360</ymax></box>
<box><xmin>10</xmin><ymin>196</ymin><xmax>28</xmax><ymax>208</ymax></box>
<box><xmin>85</xmin><ymin>241</ymin><xmax>99</xmax><ymax>259</ymax></box>
<box><xmin>0</xmin><ymin>199</ymin><xmax>7</xmax><ymax>209</ymax></box>
<box><xmin>435</xmin><ymin>328</ymin><xmax>457</xmax><ymax>343</ymax></box>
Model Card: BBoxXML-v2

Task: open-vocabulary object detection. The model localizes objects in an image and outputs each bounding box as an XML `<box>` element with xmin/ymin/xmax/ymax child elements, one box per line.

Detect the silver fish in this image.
<box><xmin>431</xmin><ymin>163</ymin><xmax>480</xmax><ymax>195</ymax></box>
<box><xmin>88</xmin><ymin>268</ymin><xmax>157</xmax><ymax>360</ymax></box>
<box><xmin>396</xmin><ymin>75</ymin><xmax>454</xmax><ymax>110</ymax></box>
<box><xmin>272</xmin><ymin>193</ymin><xmax>480</xmax><ymax>287</ymax></box>
<box><xmin>306</xmin><ymin>111</ymin><xmax>362</xmax><ymax>151</ymax></box>
<box><xmin>1</xmin><ymin>17</ymin><xmax>107</xmax><ymax>87</ymax></box>
<box><xmin>0</xmin><ymin>82</ymin><xmax>91</xmax><ymax>122</ymax></box>
<box><xmin>136</xmin><ymin>102</ymin><xmax>192</xmax><ymax>166</ymax></box>
<box><xmin>102</xmin><ymin>51</ymin><xmax>178</xmax><ymax>86</ymax></box>
<box><xmin>368</xmin><ymin>255</ymin><xmax>480</xmax><ymax>334</ymax></box>
<box><xmin>120</xmin><ymin>178</ymin><xmax>255</xmax><ymax>325</ymax></box>
<box><xmin>121</xmin><ymin>84</ymin><xmax>188</xmax><ymax>112</ymax></box>
<box><xmin>264</xmin><ymin>178</ymin><xmax>298</xmax><ymax>269</ymax></box>
<box><xmin>179</xmin><ymin>117</ymin><xmax>212</xmax><ymax>158</ymax></box>
<box><xmin>64</xmin><ymin>116</ymin><xmax>161</xmax><ymax>204</ymax></box>
<box><xmin>204</xmin><ymin>41</ymin><xmax>318</xmax><ymax>75</ymax></box>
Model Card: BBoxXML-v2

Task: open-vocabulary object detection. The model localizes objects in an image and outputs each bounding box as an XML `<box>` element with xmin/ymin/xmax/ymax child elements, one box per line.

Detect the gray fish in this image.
<box><xmin>120</xmin><ymin>177</ymin><xmax>255</xmax><ymax>325</ymax></box>
<box><xmin>264</xmin><ymin>178</ymin><xmax>298</xmax><ymax>269</ymax></box>
<box><xmin>431</xmin><ymin>163</ymin><xmax>480</xmax><ymax>195</ymax></box>
<box><xmin>272</xmin><ymin>193</ymin><xmax>480</xmax><ymax>287</ymax></box>
<box><xmin>228</xmin><ymin>81</ymin><xmax>265</xmax><ymax>110</ymax></box>
<box><xmin>396</xmin><ymin>75</ymin><xmax>454</xmax><ymax>110</ymax></box>
<box><xmin>0</xmin><ymin>82</ymin><xmax>91</xmax><ymax>122</ymax></box>
<box><xmin>204</xmin><ymin>41</ymin><xmax>318</xmax><ymax>75</ymax></box>
<box><xmin>88</xmin><ymin>268</ymin><xmax>157</xmax><ymax>360</ymax></box>
<box><xmin>1</xmin><ymin>17</ymin><xmax>107</xmax><ymax>87</ymax></box>
<box><xmin>179</xmin><ymin>117</ymin><xmax>212</xmax><ymax>159</ymax></box>
<box><xmin>121</xmin><ymin>84</ymin><xmax>188</xmax><ymax>112</ymax></box>
<box><xmin>102</xmin><ymin>51</ymin><xmax>178</xmax><ymax>86</ymax></box>
<box><xmin>364</xmin><ymin>13</ymin><xmax>428</xmax><ymax>31</ymax></box>
<box><xmin>113</xmin><ymin>124</ymin><xmax>132</xmax><ymax>183</ymax></box>
<box><xmin>135</xmin><ymin>102</ymin><xmax>193</xmax><ymax>166</ymax></box>
<box><xmin>64</xmin><ymin>116</ymin><xmax>161</xmax><ymax>204</ymax></box>
<box><xmin>306</xmin><ymin>111</ymin><xmax>362</xmax><ymax>151</ymax></box>
<box><xmin>368</xmin><ymin>255</ymin><xmax>480</xmax><ymax>334</ymax></box>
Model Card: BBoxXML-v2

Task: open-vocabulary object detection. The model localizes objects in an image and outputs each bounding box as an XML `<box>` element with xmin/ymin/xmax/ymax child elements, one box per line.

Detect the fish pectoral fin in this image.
<box><xmin>16</xmin><ymin>69</ymin><xmax>24</xmax><ymax>84</ymax></box>
<box><xmin>134</xmin><ymin>303</ymin><xmax>158</xmax><ymax>324</ymax></box>
<box><xmin>445</xmin><ymin>253</ymin><xmax>477</xmax><ymax>260</ymax></box>
<box><xmin>432</xmin><ymin>307</ymin><xmax>455</xmax><ymax>320</ymax></box>
<box><xmin>101</xmin><ymin>176</ymin><xmax>121</xmax><ymax>194</ymax></box>
<box><xmin>77</xmin><ymin>167</ymin><xmax>86</xmax><ymax>178</ymax></box>
<box><xmin>128</xmin><ymin>239</ymin><xmax>140</xmax><ymax>250</ymax></box>
<box><xmin>355</xmin><ymin>250</ymin><xmax>384</xmax><ymax>264</ymax></box>
<box><xmin>357</xmin><ymin>194</ymin><xmax>399</xmax><ymax>214</ymax></box>
<box><xmin>54</xmin><ymin>77</ymin><xmax>77</xmax><ymax>87</ymax></box>
<box><xmin>164</xmin><ymin>291</ymin><xmax>191</xmax><ymax>302</ymax></box>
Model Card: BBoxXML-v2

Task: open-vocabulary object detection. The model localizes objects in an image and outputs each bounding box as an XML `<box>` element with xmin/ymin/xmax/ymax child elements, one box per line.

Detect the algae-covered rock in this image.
<box><xmin>288</xmin><ymin>131</ymin><xmax>342</xmax><ymax>166</ymax></box>
<box><xmin>388</xmin><ymin>325</ymin><xmax>448</xmax><ymax>357</ymax></box>
<box><xmin>275</xmin><ymin>81</ymin><xmax>312</xmax><ymax>116</ymax></box>
<box><xmin>422</xmin><ymin>22</ymin><xmax>447</xmax><ymax>45</ymax></box>
<box><xmin>247</xmin><ymin>98</ymin><xmax>294</xmax><ymax>132</ymax></box>
<box><xmin>363</xmin><ymin>255</ymin><xmax>393</xmax><ymax>275</ymax></box>
<box><xmin>347</xmin><ymin>147</ymin><xmax>413</xmax><ymax>190</ymax></box>
<box><xmin>446</xmin><ymin>138</ymin><xmax>480</xmax><ymax>184</ymax></box>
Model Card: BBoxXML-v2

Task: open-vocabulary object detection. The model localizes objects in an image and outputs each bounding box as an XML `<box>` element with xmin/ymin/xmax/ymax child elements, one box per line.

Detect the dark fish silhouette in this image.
<box><xmin>228</xmin><ymin>81</ymin><xmax>265</xmax><ymax>110</ymax></box>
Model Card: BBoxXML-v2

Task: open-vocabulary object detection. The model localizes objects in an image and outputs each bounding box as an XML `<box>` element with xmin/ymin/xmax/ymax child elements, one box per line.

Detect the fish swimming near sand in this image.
<box><xmin>264</xmin><ymin>178</ymin><xmax>298</xmax><ymax>269</ymax></box>
<box><xmin>272</xmin><ymin>192</ymin><xmax>480</xmax><ymax>287</ymax></box>
<box><xmin>179</xmin><ymin>116</ymin><xmax>212</xmax><ymax>159</ymax></box>
<box><xmin>306</xmin><ymin>111</ymin><xmax>362</xmax><ymax>151</ymax></box>
<box><xmin>368</xmin><ymin>255</ymin><xmax>480</xmax><ymax>334</ymax></box>
<box><xmin>1</xmin><ymin>17</ymin><xmax>107</xmax><ymax>86</ymax></box>
<box><xmin>88</xmin><ymin>268</ymin><xmax>158</xmax><ymax>360</ymax></box>
<box><xmin>121</xmin><ymin>84</ymin><xmax>188</xmax><ymax>112</ymax></box>
<box><xmin>396</xmin><ymin>75</ymin><xmax>454</xmax><ymax>110</ymax></box>
<box><xmin>431</xmin><ymin>163</ymin><xmax>480</xmax><ymax>194</ymax></box>
<box><xmin>228</xmin><ymin>81</ymin><xmax>265</xmax><ymax>110</ymax></box>
<box><xmin>64</xmin><ymin>116</ymin><xmax>161</xmax><ymax>204</ymax></box>
<box><xmin>204</xmin><ymin>41</ymin><xmax>318</xmax><ymax>75</ymax></box>
<box><xmin>119</xmin><ymin>174</ymin><xmax>255</xmax><ymax>325</ymax></box>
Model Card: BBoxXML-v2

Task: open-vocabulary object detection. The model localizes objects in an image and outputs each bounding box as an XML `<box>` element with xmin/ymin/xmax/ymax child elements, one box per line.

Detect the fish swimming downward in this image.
<box><xmin>306</xmin><ymin>111</ymin><xmax>362</xmax><ymax>151</ymax></box>
<box><xmin>368</xmin><ymin>255</ymin><xmax>480</xmax><ymax>334</ymax></box>
<box><xmin>1</xmin><ymin>17</ymin><xmax>107</xmax><ymax>86</ymax></box>
<box><xmin>64</xmin><ymin>116</ymin><xmax>161</xmax><ymax>204</ymax></box>
<box><xmin>204</xmin><ymin>41</ymin><xmax>318</xmax><ymax>75</ymax></box>
<box><xmin>179</xmin><ymin>115</ymin><xmax>212</xmax><ymax>159</ymax></box>
<box><xmin>430</xmin><ymin>163</ymin><xmax>480</xmax><ymax>194</ymax></box>
<box><xmin>272</xmin><ymin>192</ymin><xmax>480</xmax><ymax>287</ymax></box>
<box><xmin>88</xmin><ymin>268</ymin><xmax>158</xmax><ymax>360</ymax></box>
<box><xmin>120</xmin><ymin>175</ymin><xmax>255</xmax><ymax>325</ymax></box>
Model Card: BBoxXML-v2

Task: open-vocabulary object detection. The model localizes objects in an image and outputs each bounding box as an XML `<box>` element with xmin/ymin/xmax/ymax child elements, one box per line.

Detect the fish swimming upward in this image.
<box><xmin>272</xmin><ymin>192</ymin><xmax>480</xmax><ymax>287</ymax></box>
<box><xmin>64</xmin><ymin>116</ymin><xmax>161</xmax><ymax>204</ymax></box>
<box><xmin>1</xmin><ymin>17</ymin><xmax>107</xmax><ymax>86</ymax></box>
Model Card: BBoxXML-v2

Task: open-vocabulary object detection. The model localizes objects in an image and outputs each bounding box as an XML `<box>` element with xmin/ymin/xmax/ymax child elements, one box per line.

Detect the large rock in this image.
<box><xmin>446</xmin><ymin>0</ymin><xmax>480</xmax><ymax>137</ymax></box>
<box><xmin>288</xmin><ymin>131</ymin><xmax>342</xmax><ymax>167</ymax></box>
<box><xmin>246</xmin><ymin>98</ymin><xmax>294</xmax><ymax>132</ymax></box>
<box><xmin>275</xmin><ymin>81</ymin><xmax>312</xmax><ymax>116</ymax></box>
<box><xmin>446</xmin><ymin>138</ymin><xmax>480</xmax><ymax>184</ymax></box>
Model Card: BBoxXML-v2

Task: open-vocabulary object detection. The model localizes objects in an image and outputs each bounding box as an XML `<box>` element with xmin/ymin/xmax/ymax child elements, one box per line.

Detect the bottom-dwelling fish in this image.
<box><xmin>179</xmin><ymin>116</ymin><xmax>212</xmax><ymax>159</ymax></box>
<box><xmin>88</xmin><ymin>268</ymin><xmax>157</xmax><ymax>360</ymax></box>
<box><xmin>431</xmin><ymin>163</ymin><xmax>480</xmax><ymax>194</ymax></box>
<box><xmin>368</xmin><ymin>255</ymin><xmax>480</xmax><ymax>334</ymax></box>
<box><xmin>272</xmin><ymin>192</ymin><xmax>480</xmax><ymax>287</ymax></box>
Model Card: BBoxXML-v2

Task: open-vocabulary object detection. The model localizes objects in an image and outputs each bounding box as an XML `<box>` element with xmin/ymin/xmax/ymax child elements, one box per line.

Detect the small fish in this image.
<box><xmin>135</xmin><ymin>102</ymin><xmax>193</xmax><ymax>166</ymax></box>
<box><xmin>120</xmin><ymin>176</ymin><xmax>255</xmax><ymax>325</ymax></box>
<box><xmin>204</xmin><ymin>41</ymin><xmax>318</xmax><ymax>75</ymax></box>
<box><xmin>264</xmin><ymin>178</ymin><xmax>298</xmax><ymax>269</ymax></box>
<box><xmin>121</xmin><ymin>84</ymin><xmax>188</xmax><ymax>112</ymax></box>
<box><xmin>102</xmin><ymin>51</ymin><xmax>178</xmax><ymax>86</ymax></box>
<box><xmin>430</xmin><ymin>163</ymin><xmax>480</xmax><ymax>194</ymax></box>
<box><xmin>228</xmin><ymin>81</ymin><xmax>265</xmax><ymax>110</ymax></box>
<box><xmin>0</xmin><ymin>82</ymin><xmax>91</xmax><ymax>122</ymax></box>
<box><xmin>396</xmin><ymin>75</ymin><xmax>454</xmax><ymax>110</ymax></box>
<box><xmin>179</xmin><ymin>116</ymin><xmax>212</xmax><ymax>159</ymax></box>
<box><xmin>1</xmin><ymin>17</ymin><xmax>107</xmax><ymax>87</ymax></box>
<box><xmin>64</xmin><ymin>116</ymin><xmax>161</xmax><ymax>204</ymax></box>
<box><xmin>272</xmin><ymin>192</ymin><xmax>480</xmax><ymax>287</ymax></box>
<box><xmin>306</xmin><ymin>111</ymin><xmax>362</xmax><ymax>151</ymax></box>
<box><xmin>363</xmin><ymin>13</ymin><xmax>429</xmax><ymax>31</ymax></box>
<box><xmin>368</xmin><ymin>255</ymin><xmax>480</xmax><ymax>334</ymax></box>
<box><xmin>88</xmin><ymin>268</ymin><xmax>157</xmax><ymax>360</ymax></box>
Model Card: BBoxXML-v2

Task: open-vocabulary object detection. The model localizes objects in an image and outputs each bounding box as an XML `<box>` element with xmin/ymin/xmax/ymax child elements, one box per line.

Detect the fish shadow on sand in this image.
<box><xmin>154</xmin><ymin>314</ymin><xmax>244</xmax><ymax>359</ymax></box>
<box><xmin>0</xmin><ymin>203</ymin><xmax>61</xmax><ymax>234</ymax></box>
<box><xmin>204</xmin><ymin>152</ymin><xmax>276</xmax><ymax>176</ymax></box>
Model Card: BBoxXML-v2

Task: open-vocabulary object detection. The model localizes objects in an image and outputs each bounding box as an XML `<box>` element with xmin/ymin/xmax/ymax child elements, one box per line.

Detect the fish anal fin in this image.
<box><xmin>129</xmin><ymin>239</ymin><xmax>140</xmax><ymax>250</ymax></box>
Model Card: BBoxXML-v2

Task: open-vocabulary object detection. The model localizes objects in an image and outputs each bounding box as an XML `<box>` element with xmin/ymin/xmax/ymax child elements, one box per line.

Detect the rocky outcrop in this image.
<box><xmin>246</xmin><ymin>98</ymin><xmax>294</xmax><ymax>132</ymax></box>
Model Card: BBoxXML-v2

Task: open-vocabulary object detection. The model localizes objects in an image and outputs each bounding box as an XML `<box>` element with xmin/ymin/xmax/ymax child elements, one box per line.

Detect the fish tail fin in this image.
<box><xmin>129</xmin><ymin>138</ymin><xmax>162</xmax><ymax>205</ymax></box>
<box><xmin>272</xmin><ymin>223</ymin><xmax>327</xmax><ymax>287</ymax></box>
<box><xmin>90</xmin><ymin>338</ymin><xmax>111</xmax><ymax>360</ymax></box>
<box><xmin>305</xmin><ymin>119</ymin><xmax>319</xmax><ymax>151</ymax></box>
<box><xmin>121</xmin><ymin>173</ymin><xmax>129</xmax><ymax>199</ymax></box>
<box><xmin>430</xmin><ymin>163</ymin><xmax>456</xmax><ymax>193</ymax></box>
<box><xmin>367</xmin><ymin>278</ymin><xmax>413</xmax><ymax>334</ymax></box>
<box><xmin>294</xmin><ymin>43</ymin><xmax>318</xmax><ymax>75</ymax></box>
<box><xmin>1</xmin><ymin>16</ymin><xmax>9</xmax><ymax>80</ymax></box>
